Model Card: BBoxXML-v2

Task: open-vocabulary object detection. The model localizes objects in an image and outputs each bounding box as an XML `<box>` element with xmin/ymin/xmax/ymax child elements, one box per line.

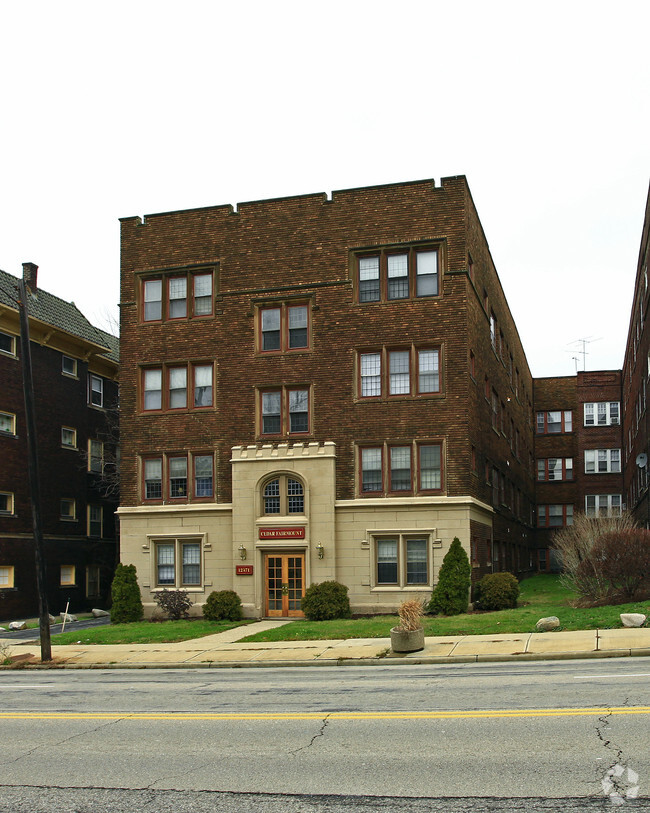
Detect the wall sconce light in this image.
<box><xmin>238</xmin><ymin>545</ymin><xmax>247</xmax><ymax>561</ymax></box>
<box><xmin>316</xmin><ymin>543</ymin><xmax>324</xmax><ymax>559</ymax></box>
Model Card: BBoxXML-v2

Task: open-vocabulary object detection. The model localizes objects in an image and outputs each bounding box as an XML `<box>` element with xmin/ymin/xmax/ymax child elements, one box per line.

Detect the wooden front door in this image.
<box><xmin>265</xmin><ymin>553</ymin><xmax>305</xmax><ymax>617</ymax></box>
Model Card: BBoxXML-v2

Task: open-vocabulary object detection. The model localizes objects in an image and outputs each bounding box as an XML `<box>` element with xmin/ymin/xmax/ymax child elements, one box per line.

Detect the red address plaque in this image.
<box><xmin>236</xmin><ymin>565</ymin><xmax>254</xmax><ymax>575</ymax></box>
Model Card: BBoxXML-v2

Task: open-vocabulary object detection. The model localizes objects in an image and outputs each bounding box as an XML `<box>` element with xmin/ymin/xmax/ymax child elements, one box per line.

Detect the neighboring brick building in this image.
<box><xmin>623</xmin><ymin>183</ymin><xmax>650</xmax><ymax>526</ymax></box>
<box><xmin>0</xmin><ymin>264</ymin><xmax>119</xmax><ymax>618</ymax></box>
<box><xmin>533</xmin><ymin>371</ymin><xmax>623</xmax><ymax>570</ymax></box>
<box><xmin>118</xmin><ymin>176</ymin><xmax>540</xmax><ymax>617</ymax></box>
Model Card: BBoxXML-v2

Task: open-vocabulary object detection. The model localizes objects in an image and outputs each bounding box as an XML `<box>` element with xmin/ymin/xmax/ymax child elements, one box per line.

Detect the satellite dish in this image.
<box><xmin>636</xmin><ymin>453</ymin><xmax>648</xmax><ymax>468</ymax></box>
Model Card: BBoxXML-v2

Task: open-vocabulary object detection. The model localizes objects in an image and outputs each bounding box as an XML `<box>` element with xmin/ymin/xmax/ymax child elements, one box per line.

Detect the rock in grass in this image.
<box><xmin>620</xmin><ymin>613</ymin><xmax>646</xmax><ymax>628</ymax></box>
<box><xmin>536</xmin><ymin>616</ymin><xmax>560</xmax><ymax>632</ymax></box>
<box><xmin>8</xmin><ymin>621</ymin><xmax>26</xmax><ymax>630</ymax></box>
<box><xmin>59</xmin><ymin>612</ymin><xmax>77</xmax><ymax>623</ymax></box>
<box><xmin>91</xmin><ymin>608</ymin><xmax>110</xmax><ymax>618</ymax></box>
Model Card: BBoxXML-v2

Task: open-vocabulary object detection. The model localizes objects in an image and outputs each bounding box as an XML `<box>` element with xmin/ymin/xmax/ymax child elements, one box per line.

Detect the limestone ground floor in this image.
<box><xmin>118</xmin><ymin>443</ymin><xmax>538</xmax><ymax>617</ymax></box>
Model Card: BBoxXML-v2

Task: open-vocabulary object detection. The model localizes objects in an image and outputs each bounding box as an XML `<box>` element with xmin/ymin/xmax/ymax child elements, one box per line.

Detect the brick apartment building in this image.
<box><xmin>0</xmin><ymin>264</ymin><xmax>119</xmax><ymax>618</ymax></box>
<box><xmin>623</xmin><ymin>183</ymin><xmax>650</xmax><ymax>526</ymax></box>
<box><xmin>118</xmin><ymin>176</ymin><xmax>541</xmax><ymax>617</ymax></box>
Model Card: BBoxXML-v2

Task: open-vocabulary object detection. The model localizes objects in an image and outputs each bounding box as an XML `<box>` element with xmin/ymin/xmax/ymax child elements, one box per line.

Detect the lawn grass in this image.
<box><xmin>239</xmin><ymin>574</ymin><xmax>650</xmax><ymax>643</ymax></box>
<box><xmin>53</xmin><ymin>618</ymin><xmax>253</xmax><ymax>646</ymax></box>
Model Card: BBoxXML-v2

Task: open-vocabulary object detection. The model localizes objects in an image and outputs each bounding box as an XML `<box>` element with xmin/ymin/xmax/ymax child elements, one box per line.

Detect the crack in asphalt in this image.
<box><xmin>289</xmin><ymin>713</ymin><xmax>331</xmax><ymax>755</ymax></box>
<box><xmin>0</xmin><ymin>717</ymin><xmax>127</xmax><ymax>769</ymax></box>
<box><xmin>594</xmin><ymin>697</ymin><xmax>634</xmax><ymax>802</ymax></box>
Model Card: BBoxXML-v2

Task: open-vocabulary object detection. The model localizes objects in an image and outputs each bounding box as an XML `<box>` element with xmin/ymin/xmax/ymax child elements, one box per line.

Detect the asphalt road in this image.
<box><xmin>1</xmin><ymin>658</ymin><xmax>649</xmax><ymax>811</ymax></box>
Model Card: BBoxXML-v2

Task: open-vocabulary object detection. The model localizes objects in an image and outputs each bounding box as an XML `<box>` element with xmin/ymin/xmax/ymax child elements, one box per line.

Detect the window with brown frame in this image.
<box><xmin>141</xmin><ymin>363</ymin><xmax>214</xmax><ymax>412</ymax></box>
<box><xmin>141</xmin><ymin>268</ymin><xmax>214</xmax><ymax>322</ymax></box>
<box><xmin>537</xmin><ymin>504</ymin><xmax>574</xmax><ymax>528</ymax></box>
<box><xmin>258</xmin><ymin>303</ymin><xmax>310</xmax><ymax>352</ymax></box>
<box><xmin>357</xmin><ymin>346</ymin><xmax>440</xmax><ymax>399</ymax></box>
<box><xmin>259</xmin><ymin>387</ymin><xmax>310</xmax><ymax>437</ymax></box>
<box><xmin>141</xmin><ymin>453</ymin><xmax>215</xmax><ymax>503</ymax></box>
<box><xmin>355</xmin><ymin>244</ymin><xmax>440</xmax><ymax>303</ymax></box>
<box><xmin>359</xmin><ymin>442</ymin><xmax>443</xmax><ymax>496</ymax></box>
<box><xmin>262</xmin><ymin>475</ymin><xmax>305</xmax><ymax>515</ymax></box>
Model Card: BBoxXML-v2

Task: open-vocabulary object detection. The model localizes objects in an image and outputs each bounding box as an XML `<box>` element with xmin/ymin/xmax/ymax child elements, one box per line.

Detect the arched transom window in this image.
<box><xmin>263</xmin><ymin>476</ymin><xmax>304</xmax><ymax>515</ymax></box>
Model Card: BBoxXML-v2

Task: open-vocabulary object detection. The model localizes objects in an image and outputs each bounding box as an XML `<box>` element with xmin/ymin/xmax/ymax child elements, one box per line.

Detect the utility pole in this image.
<box><xmin>17</xmin><ymin>270</ymin><xmax>52</xmax><ymax>662</ymax></box>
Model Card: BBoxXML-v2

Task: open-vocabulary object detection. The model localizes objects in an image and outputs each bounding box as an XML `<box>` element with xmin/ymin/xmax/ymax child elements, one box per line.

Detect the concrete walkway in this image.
<box><xmin>2</xmin><ymin>622</ymin><xmax>650</xmax><ymax>669</ymax></box>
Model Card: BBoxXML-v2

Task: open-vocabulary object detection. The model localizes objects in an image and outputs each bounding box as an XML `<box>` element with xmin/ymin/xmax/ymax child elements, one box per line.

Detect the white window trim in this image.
<box><xmin>584</xmin><ymin>449</ymin><xmax>621</xmax><ymax>474</ymax></box>
<box><xmin>583</xmin><ymin>402</ymin><xmax>620</xmax><ymax>426</ymax></box>
<box><xmin>0</xmin><ymin>411</ymin><xmax>16</xmax><ymax>435</ymax></box>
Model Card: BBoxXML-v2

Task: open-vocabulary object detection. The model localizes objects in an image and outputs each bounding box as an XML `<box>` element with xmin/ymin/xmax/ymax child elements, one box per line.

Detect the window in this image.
<box><xmin>194</xmin><ymin>454</ymin><xmax>213</xmax><ymax>498</ymax></box>
<box><xmin>585</xmin><ymin>494</ymin><xmax>622</xmax><ymax>517</ymax></box>
<box><xmin>143</xmin><ymin>279</ymin><xmax>163</xmax><ymax>321</ymax></box>
<box><xmin>142</xmin><ymin>269</ymin><xmax>214</xmax><ymax>322</ymax></box>
<box><xmin>258</xmin><ymin>303</ymin><xmax>309</xmax><ymax>352</ymax></box>
<box><xmin>584</xmin><ymin>402</ymin><xmax>620</xmax><ymax>426</ymax></box>
<box><xmin>143</xmin><ymin>368</ymin><xmax>162</xmax><ymax>411</ymax></box>
<box><xmin>154</xmin><ymin>539</ymin><xmax>202</xmax><ymax>587</ymax></box>
<box><xmin>537</xmin><ymin>504</ymin><xmax>573</xmax><ymax>528</ymax></box>
<box><xmin>60</xmin><ymin>565</ymin><xmax>76</xmax><ymax>586</ymax></box>
<box><xmin>0</xmin><ymin>492</ymin><xmax>14</xmax><ymax>514</ymax></box>
<box><xmin>0</xmin><ymin>566</ymin><xmax>15</xmax><ymax>589</ymax></box>
<box><xmin>88</xmin><ymin>439</ymin><xmax>104</xmax><ymax>473</ymax></box>
<box><xmin>584</xmin><ymin>449</ymin><xmax>621</xmax><ymax>474</ymax></box>
<box><xmin>536</xmin><ymin>410</ymin><xmax>572</xmax><ymax>434</ymax></box>
<box><xmin>86</xmin><ymin>565</ymin><xmax>101</xmax><ymax>598</ymax></box>
<box><xmin>360</xmin><ymin>442</ymin><xmax>442</xmax><ymax>495</ymax></box>
<box><xmin>61</xmin><ymin>426</ymin><xmax>77</xmax><ymax>449</ymax></box>
<box><xmin>356</xmin><ymin>245</ymin><xmax>440</xmax><ymax>303</ymax></box>
<box><xmin>260</xmin><ymin>387</ymin><xmax>310</xmax><ymax>436</ymax></box>
<box><xmin>60</xmin><ymin>499</ymin><xmax>76</xmax><ymax>521</ymax></box>
<box><xmin>374</xmin><ymin>535</ymin><xmax>430</xmax><ymax>587</ymax></box>
<box><xmin>193</xmin><ymin>365</ymin><xmax>213</xmax><ymax>407</ymax></box>
<box><xmin>537</xmin><ymin>458</ymin><xmax>573</xmax><ymax>481</ymax></box>
<box><xmin>144</xmin><ymin>457</ymin><xmax>163</xmax><ymax>500</ymax></box>
<box><xmin>142</xmin><ymin>364</ymin><xmax>213</xmax><ymax>412</ymax></box>
<box><xmin>62</xmin><ymin>355</ymin><xmax>77</xmax><ymax>376</ymax></box>
<box><xmin>87</xmin><ymin>505</ymin><xmax>103</xmax><ymax>537</ymax></box>
<box><xmin>262</xmin><ymin>475</ymin><xmax>305</xmax><ymax>514</ymax></box>
<box><xmin>168</xmin><ymin>367</ymin><xmax>187</xmax><ymax>409</ymax></box>
<box><xmin>0</xmin><ymin>330</ymin><xmax>16</xmax><ymax>356</ymax></box>
<box><xmin>358</xmin><ymin>347</ymin><xmax>441</xmax><ymax>399</ymax></box>
<box><xmin>169</xmin><ymin>456</ymin><xmax>188</xmax><ymax>498</ymax></box>
<box><xmin>89</xmin><ymin>375</ymin><xmax>103</xmax><ymax>407</ymax></box>
<box><xmin>0</xmin><ymin>411</ymin><xmax>16</xmax><ymax>435</ymax></box>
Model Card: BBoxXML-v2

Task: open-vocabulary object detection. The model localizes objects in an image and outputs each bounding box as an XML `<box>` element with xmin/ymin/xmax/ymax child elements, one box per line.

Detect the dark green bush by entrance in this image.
<box><xmin>475</xmin><ymin>572</ymin><xmax>520</xmax><ymax>610</ymax></box>
<box><xmin>301</xmin><ymin>581</ymin><xmax>351</xmax><ymax>621</ymax></box>
<box><xmin>427</xmin><ymin>537</ymin><xmax>471</xmax><ymax>616</ymax></box>
<box><xmin>203</xmin><ymin>590</ymin><xmax>243</xmax><ymax>621</ymax></box>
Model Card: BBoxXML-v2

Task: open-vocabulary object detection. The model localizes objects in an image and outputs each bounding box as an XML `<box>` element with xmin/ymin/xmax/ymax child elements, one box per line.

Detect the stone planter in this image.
<box><xmin>390</xmin><ymin>626</ymin><xmax>425</xmax><ymax>653</ymax></box>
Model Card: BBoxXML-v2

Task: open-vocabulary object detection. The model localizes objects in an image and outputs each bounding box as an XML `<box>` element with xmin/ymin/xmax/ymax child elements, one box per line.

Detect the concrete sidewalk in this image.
<box><xmin>2</xmin><ymin>622</ymin><xmax>650</xmax><ymax>669</ymax></box>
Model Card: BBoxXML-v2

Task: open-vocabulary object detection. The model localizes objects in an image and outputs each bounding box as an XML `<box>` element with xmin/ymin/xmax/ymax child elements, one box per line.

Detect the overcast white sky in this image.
<box><xmin>1</xmin><ymin>0</ymin><xmax>648</xmax><ymax>377</ymax></box>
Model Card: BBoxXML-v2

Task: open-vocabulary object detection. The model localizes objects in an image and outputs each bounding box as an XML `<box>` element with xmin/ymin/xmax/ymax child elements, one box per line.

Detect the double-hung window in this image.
<box><xmin>0</xmin><ymin>330</ymin><xmax>16</xmax><ymax>356</ymax></box>
<box><xmin>143</xmin><ymin>454</ymin><xmax>214</xmax><ymax>502</ymax></box>
<box><xmin>260</xmin><ymin>387</ymin><xmax>310</xmax><ymax>436</ymax></box>
<box><xmin>194</xmin><ymin>455</ymin><xmax>213</xmax><ymax>498</ymax></box>
<box><xmin>143</xmin><ymin>368</ymin><xmax>162</xmax><ymax>411</ymax></box>
<box><xmin>584</xmin><ymin>402</ymin><xmax>620</xmax><ymax>426</ymax></box>
<box><xmin>88</xmin><ymin>439</ymin><xmax>104</xmax><ymax>474</ymax></box>
<box><xmin>144</xmin><ymin>458</ymin><xmax>163</xmax><ymax>500</ymax></box>
<box><xmin>585</xmin><ymin>494</ymin><xmax>622</xmax><ymax>517</ymax></box>
<box><xmin>584</xmin><ymin>449</ymin><xmax>621</xmax><ymax>474</ymax></box>
<box><xmin>142</xmin><ymin>269</ymin><xmax>214</xmax><ymax>322</ymax></box>
<box><xmin>0</xmin><ymin>492</ymin><xmax>14</xmax><ymax>514</ymax></box>
<box><xmin>87</xmin><ymin>505</ymin><xmax>103</xmax><ymax>537</ymax></box>
<box><xmin>375</xmin><ymin>536</ymin><xmax>430</xmax><ymax>587</ymax></box>
<box><xmin>358</xmin><ymin>347</ymin><xmax>441</xmax><ymax>399</ymax></box>
<box><xmin>169</xmin><ymin>456</ymin><xmax>188</xmax><ymax>498</ymax></box>
<box><xmin>89</xmin><ymin>375</ymin><xmax>104</xmax><ymax>407</ymax></box>
<box><xmin>360</xmin><ymin>442</ymin><xmax>443</xmax><ymax>495</ymax></box>
<box><xmin>62</xmin><ymin>355</ymin><xmax>77</xmax><ymax>377</ymax></box>
<box><xmin>154</xmin><ymin>538</ymin><xmax>202</xmax><ymax>587</ymax></box>
<box><xmin>258</xmin><ymin>303</ymin><xmax>309</xmax><ymax>352</ymax></box>
<box><xmin>0</xmin><ymin>566</ymin><xmax>15</xmax><ymax>589</ymax></box>
<box><xmin>356</xmin><ymin>245</ymin><xmax>440</xmax><ymax>303</ymax></box>
<box><xmin>142</xmin><ymin>364</ymin><xmax>213</xmax><ymax>412</ymax></box>
<box><xmin>61</xmin><ymin>427</ymin><xmax>77</xmax><ymax>449</ymax></box>
<box><xmin>536</xmin><ymin>410</ymin><xmax>572</xmax><ymax>434</ymax></box>
<box><xmin>0</xmin><ymin>411</ymin><xmax>16</xmax><ymax>435</ymax></box>
<box><xmin>60</xmin><ymin>498</ymin><xmax>76</xmax><ymax>520</ymax></box>
<box><xmin>193</xmin><ymin>364</ymin><xmax>213</xmax><ymax>407</ymax></box>
<box><xmin>537</xmin><ymin>458</ymin><xmax>573</xmax><ymax>481</ymax></box>
<box><xmin>168</xmin><ymin>367</ymin><xmax>187</xmax><ymax>409</ymax></box>
<box><xmin>537</xmin><ymin>504</ymin><xmax>573</xmax><ymax>527</ymax></box>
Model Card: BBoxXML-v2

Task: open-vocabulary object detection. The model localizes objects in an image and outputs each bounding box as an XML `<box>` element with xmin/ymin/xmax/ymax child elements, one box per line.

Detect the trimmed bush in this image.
<box><xmin>110</xmin><ymin>563</ymin><xmax>144</xmax><ymax>623</ymax></box>
<box><xmin>301</xmin><ymin>581</ymin><xmax>351</xmax><ymax>621</ymax></box>
<box><xmin>428</xmin><ymin>537</ymin><xmax>471</xmax><ymax>616</ymax></box>
<box><xmin>475</xmin><ymin>572</ymin><xmax>520</xmax><ymax>611</ymax></box>
<box><xmin>154</xmin><ymin>589</ymin><xmax>193</xmax><ymax>620</ymax></box>
<box><xmin>203</xmin><ymin>590</ymin><xmax>243</xmax><ymax>621</ymax></box>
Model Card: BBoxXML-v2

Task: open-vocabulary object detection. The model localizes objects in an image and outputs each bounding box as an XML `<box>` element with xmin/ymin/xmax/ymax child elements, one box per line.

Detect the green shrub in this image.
<box><xmin>203</xmin><ymin>590</ymin><xmax>243</xmax><ymax>621</ymax></box>
<box><xmin>475</xmin><ymin>572</ymin><xmax>520</xmax><ymax>611</ymax></box>
<box><xmin>428</xmin><ymin>537</ymin><xmax>471</xmax><ymax>616</ymax></box>
<box><xmin>301</xmin><ymin>581</ymin><xmax>351</xmax><ymax>621</ymax></box>
<box><xmin>110</xmin><ymin>563</ymin><xmax>144</xmax><ymax>623</ymax></box>
<box><xmin>154</xmin><ymin>589</ymin><xmax>193</xmax><ymax>620</ymax></box>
